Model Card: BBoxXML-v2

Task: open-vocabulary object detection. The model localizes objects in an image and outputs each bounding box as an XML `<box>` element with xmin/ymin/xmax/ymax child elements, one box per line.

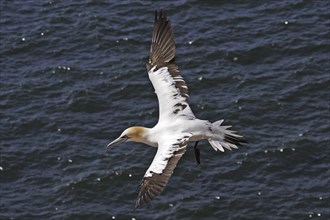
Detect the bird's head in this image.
<box><xmin>107</xmin><ymin>126</ymin><xmax>146</xmax><ymax>148</ymax></box>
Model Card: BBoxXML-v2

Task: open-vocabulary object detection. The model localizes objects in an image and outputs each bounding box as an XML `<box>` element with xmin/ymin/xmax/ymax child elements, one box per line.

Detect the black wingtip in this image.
<box><xmin>155</xmin><ymin>10</ymin><xmax>167</xmax><ymax>23</ymax></box>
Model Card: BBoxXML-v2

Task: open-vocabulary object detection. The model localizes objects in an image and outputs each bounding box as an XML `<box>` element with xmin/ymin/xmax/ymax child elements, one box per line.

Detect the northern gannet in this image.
<box><xmin>107</xmin><ymin>11</ymin><xmax>246</xmax><ymax>209</ymax></box>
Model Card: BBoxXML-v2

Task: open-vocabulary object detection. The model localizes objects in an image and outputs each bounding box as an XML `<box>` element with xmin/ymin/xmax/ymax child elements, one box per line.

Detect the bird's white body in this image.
<box><xmin>107</xmin><ymin>12</ymin><xmax>246</xmax><ymax>209</ymax></box>
<box><xmin>141</xmin><ymin>118</ymin><xmax>209</xmax><ymax>148</ymax></box>
<box><xmin>137</xmin><ymin>114</ymin><xmax>239</xmax><ymax>151</ymax></box>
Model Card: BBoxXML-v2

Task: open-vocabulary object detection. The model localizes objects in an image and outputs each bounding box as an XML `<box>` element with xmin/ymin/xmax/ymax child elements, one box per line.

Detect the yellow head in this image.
<box><xmin>107</xmin><ymin>126</ymin><xmax>146</xmax><ymax>148</ymax></box>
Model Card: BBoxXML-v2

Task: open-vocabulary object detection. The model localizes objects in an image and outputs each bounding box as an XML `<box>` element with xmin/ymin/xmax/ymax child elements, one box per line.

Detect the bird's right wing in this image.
<box><xmin>135</xmin><ymin>133</ymin><xmax>192</xmax><ymax>209</ymax></box>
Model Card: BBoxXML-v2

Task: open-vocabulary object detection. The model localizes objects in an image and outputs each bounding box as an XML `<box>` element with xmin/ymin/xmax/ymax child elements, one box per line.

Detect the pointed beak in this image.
<box><xmin>107</xmin><ymin>136</ymin><xmax>128</xmax><ymax>148</ymax></box>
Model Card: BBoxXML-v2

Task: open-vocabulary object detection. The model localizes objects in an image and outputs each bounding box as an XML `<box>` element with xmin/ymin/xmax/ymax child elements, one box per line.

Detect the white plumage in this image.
<box><xmin>107</xmin><ymin>11</ymin><xmax>246</xmax><ymax>209</ymax></box>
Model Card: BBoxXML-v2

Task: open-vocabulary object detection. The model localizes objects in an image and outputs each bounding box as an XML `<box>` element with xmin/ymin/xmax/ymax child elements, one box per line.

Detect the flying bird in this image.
<box><xmin>107</xmin><ymin>11</ymin><xmax>246</xmax><ymax>209</ymax></box>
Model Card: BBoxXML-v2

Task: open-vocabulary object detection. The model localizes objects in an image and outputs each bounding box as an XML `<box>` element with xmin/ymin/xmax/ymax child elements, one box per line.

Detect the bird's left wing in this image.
<box><xmin>135</xmin><ymin>133</ymin><xmax>192</xmax><ymax>209</ymax></box>
<box><xmin>147</xmin><ymin>11</ymin><xmax>195</xmax><ymax>121</ymax></box>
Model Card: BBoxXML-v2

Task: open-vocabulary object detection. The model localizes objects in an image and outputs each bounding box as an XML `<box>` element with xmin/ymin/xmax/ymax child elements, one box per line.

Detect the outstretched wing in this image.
<box><xmin>135</xmin><ymin>133</ymin><xmax>191</xmax><ymax>209</ymax></box>
<box><xmin>147</xmin><ymin>11</ymin><xmax>195</xmax><ymax>121</ymax></box>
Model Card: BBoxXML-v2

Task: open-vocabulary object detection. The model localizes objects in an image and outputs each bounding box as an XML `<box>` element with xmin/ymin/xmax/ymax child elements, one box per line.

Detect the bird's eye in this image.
<box><xmin>121</xmin><ymin>135</ymin><xmax>129</xmax><ymax>139</ymax></box>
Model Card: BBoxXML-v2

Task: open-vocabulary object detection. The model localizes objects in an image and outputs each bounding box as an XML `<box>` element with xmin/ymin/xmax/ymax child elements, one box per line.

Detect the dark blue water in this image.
<box><xmin>1</xmin><ymin>1</ymin><xmax>329</xmax><ymax>219</ymax></box>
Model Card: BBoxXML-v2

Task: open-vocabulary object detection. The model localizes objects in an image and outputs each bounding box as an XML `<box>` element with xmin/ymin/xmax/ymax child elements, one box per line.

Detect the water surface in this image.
<box><xmin>1</xmin><ymin>0</ymin><xmax>329</xmax><ymax>219</ymax></box>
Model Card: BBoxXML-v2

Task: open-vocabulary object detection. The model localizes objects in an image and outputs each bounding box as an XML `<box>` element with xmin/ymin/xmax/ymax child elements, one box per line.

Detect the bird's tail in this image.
<box><xmin>208</xmin><ymin>119</ymin><xmax>246</xmax><ymax>152</ymax></box>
